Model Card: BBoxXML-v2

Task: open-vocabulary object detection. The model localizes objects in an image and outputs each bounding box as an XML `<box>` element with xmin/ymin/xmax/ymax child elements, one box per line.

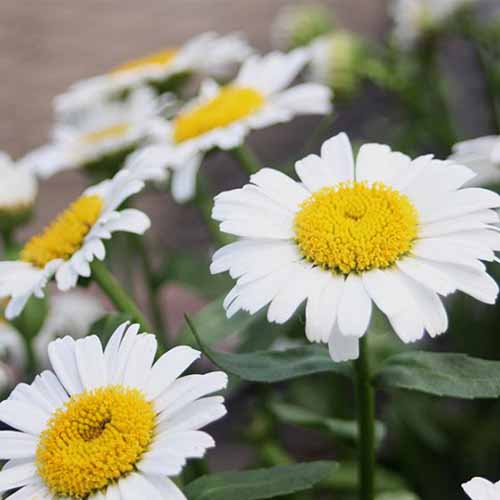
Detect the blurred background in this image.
<box><xmin>2</xmin><ymin>2</ymin><xmax>500</xmax><ymax>499</ymax></box>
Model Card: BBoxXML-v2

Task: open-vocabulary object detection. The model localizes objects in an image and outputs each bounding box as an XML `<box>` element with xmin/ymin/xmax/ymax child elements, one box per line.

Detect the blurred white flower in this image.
<box><xmin>21</xmin><ymin>87</ymin><xmax>159</xmax><ymax>180</ymax></box>
<box><xmin>390</xmin><ymin>0</ymin><xmax>477</xmax><ymax>49</ymax></box>
<box><xmin>0</xmin><ymin>152</ymin><xmax>37</xmax><ymax>231</ymax></box>
<box><xmin>34</xmin><ymin>291</ymin><xmax>105</xmax><ymax>367</ymax></box>
<box><xmin>130</xmin><ymin>49</ymin><xmax>332</xmax><ymax>203</ymax></box>
<box><xmin>450</xmin><ymin>136</ymin><xmax>500</xmax><ymax>187</ymax></box>
<box><xmin>55</xmin><ymin>32</ymin><xmax>253</xmax><ymax>120</ymax></box>
<box><xmin>0</xmin><ymin>169</ymin><xmax>150</xmax><ymax>319</ymax></box>
<box><xmin>0</xmin><ymin>320</ymin><xmax>26</xmax><ymax>393</ymax></box>
<box><xmin>211</xmin><ymin>133</ymin><xmax>500</xmax><ymax>362</ymax></box>
<box><xmin>271</xmin><ymin>3</ymin><xmax>335</xmax><ymax>50</ymax></box>
<box><xmin>462</xmin><ymin>477</ymin><xmax>500</xmax><ymax>499</ymax></box>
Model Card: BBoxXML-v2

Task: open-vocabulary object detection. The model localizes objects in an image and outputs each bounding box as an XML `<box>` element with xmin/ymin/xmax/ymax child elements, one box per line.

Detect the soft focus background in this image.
<box><xmin>2</xmin><ymin>2</ymin><xmax>500</xmax><ymax>499</ymax></box>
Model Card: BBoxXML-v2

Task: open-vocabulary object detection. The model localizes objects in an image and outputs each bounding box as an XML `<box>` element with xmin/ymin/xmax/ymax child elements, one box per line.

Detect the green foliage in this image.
<box><xmin>185</xmin><ymin>461</ymin><xmax>337</xmax><ymax>500</ymax></box>
<box><xmin>89</xmin><ymin>312</ymin><xmax>133</xmax><ymax>344</ymax></box>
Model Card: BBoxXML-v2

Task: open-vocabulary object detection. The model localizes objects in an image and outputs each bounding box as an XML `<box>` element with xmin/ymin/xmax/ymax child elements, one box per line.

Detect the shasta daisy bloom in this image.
<box><xmin>450</xmin><ymin>136</ymin><xmax>500</xmax><ymax>187</ymax></box>
<box><xmin>211</xmin><ymin>133</ymin><xmax>500</xmax><ymax>362</ymax></box>
<box><xmin>0</xmin><ymin>168</ymin><xmax>150</xmax><ymax>320</ymax></box>
<box><xmin>390</xmin><ymin>0</ymin><xmax>477</xmax><ymax>49</ymax></box>
<box><xmin>132</xmin><ymin>49</ymin><xmax>332</xmax><ymax>202</ymax></box>
<box><xmin>462</xmin><ymin>477</ymin><xmax>500</xmax><ymax>499</ymax></box>
<box><xmin>0</xmin><ymin>321</ymin><xmax>227</xmax><ymax>499</ymax></box>
<box><xmin>0</xmin><ymin>152</ymin><xmax>37</xmax><ymax>232</ymax></box>
<box><xmin>54</xmin><ymin>32</ymin><xmax>252</xmax><ymax>120</ymax></box>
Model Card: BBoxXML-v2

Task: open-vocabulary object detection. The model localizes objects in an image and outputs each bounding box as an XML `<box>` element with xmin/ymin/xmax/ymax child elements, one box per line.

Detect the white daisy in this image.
<box><xmin>462</xmin><ymin>477</ymin><xmax>500</xmax><ymax>500</ymax></box>
<box><xmin>0</xmin><ymin>152</ymin><xmax>37</xmax><ymax>231</ymax></box>
<box><xmin>390</xmin><ymin>0</ymin><xmax>477</xmax><ymax>49</ymax></box>
<box><xmin>271</xmin><ymin>3</ymin><xmax>335</xmax><ymax>50</ymax></box>
<box><xmin>450</xmin><ymin>136</ymin><xmax>500</xmax><ymax>187</ymax></box>
<box><xmin>34</xmin><ymin>291</ymin><xmax>105</xmax><ymax>368</ymax></box>
<box><xmin>0</xmin><ymin>168</ymin><xmax>150</xmax><ymax>320</ymax></box>
<box><xmin>0</xmin><ymin>320</ymin><xmax>26</xmax><ymax>393</ymax></box>
<box><xmin>21</xmin><ymin>87</ymin><xmax>159</xmax><ymax>180</ymax></box>
<box><xmin>211</xmin><ymin>132</ymin><xmax>500</xmax><ymax>362</ymax></box>
<box><xmin>54</xmin><ymin>32</ymin><xmax>252</xmax><ymax>120</ymax></box>
<box><xmin>130</xmin><ymin>49</ymin><xmax>332</xmax><ymax>202</ymax></box>
<box><xmin>0</xmin><ymin>321</ymin><xmax>227</xmax><ymax>499</ymax></box>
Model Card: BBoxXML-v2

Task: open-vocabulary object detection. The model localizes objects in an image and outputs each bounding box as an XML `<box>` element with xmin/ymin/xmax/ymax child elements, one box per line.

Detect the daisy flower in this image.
<box><xmin>0</xmin><ymin>321</ymin><xmax>227</xmax><ymax>499</ymax></box>
<box><xmin>0</xmin><ymin>168</ymin><xmax>150</xmax><ymax>320</ymax></box>
<box><xmin>450</xmin><ymin>136</ymin><xmax>500</xmax><ymax>187</ymax></box>
<box><xmin>462</xmin><ymin>477</ymin><xmax>500</xmax><ymax>499</ymax></box>
<box><xmin>211</xmin><ymin>133</ymin><xmax>500</xmax><ymax>362</ymax></box>
<box><xmin>390</xmin><ymin>0</ymin><xmax>477</xmax><ymax>49</ymax></box>
<box><xmin>131</xmin><ymin>49</ymin><xmax>332</xmax><ymax>202</ymax></box>
<box><xmin>54</xmin><ymin>32</ymin><xmax>252</xmax><ymax>120</ymax></box>
<box><xmin>0</xmin><ymin>319</ymin><xmax>26</xmax><ymax>393</ymax></box>
<box><xmin>0</xmin><ymin>152</ymin><xmax>37</xmax><ymax>233</ymax></box>
<box><xmin>22</xmin><ymin>87</ymin><xmax>159</xmax><ymax>181</ymax></box>
<box><xmin>34</xmin><ymin>291</ymin><xmax>105</xmax><ymax>368</ymax></box>
<box><xmin>271</xmin><ymin>3</ymin><xmax>335</xmax><ymax>50</ymax></box>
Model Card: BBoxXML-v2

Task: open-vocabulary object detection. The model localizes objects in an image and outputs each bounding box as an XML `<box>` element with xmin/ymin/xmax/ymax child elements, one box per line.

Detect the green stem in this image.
<box><xmin>354</xmin><ymin>336</ymin><xmax>376</xmax><ymax>500</ymax></box>
<box><xmin>90</xmin><ymin>260</ymin><xmax>153</xmax><ymax>334</ymax></box>
<box><xmin>133</xmin><ymin>235</ymin><xmax>169</xmax><ymax>347</ymax></box>
<box><xmin>1</xmin><ymin>229</ymin><xmax>14</xmax><ymax>257</ymax></box>
<box><xmin>230</xmin><ymin>144</ymin><xmax>263</xmax><ymax>176</ymax></box>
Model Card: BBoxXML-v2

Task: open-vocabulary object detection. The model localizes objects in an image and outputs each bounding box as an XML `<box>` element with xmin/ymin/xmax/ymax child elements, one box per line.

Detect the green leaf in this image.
<box><xmin>185</xmin><ymin>461</ymin><xmax>337</xmax><ymax>500</ymax></box>
<box><xmin>185</xmin><ymin>315</ymin><xmax>352</xmax><ymax>382</ymax></box>
<box><xmin>89</xmin><ymin>312</ymin><xmax>132</xmax><ymax>344</ymax></box>
<box><xmin>376</xmin><ymin>351</ymin><xmax>500</xmax><ymax>399</ymax></box>
<box><xmin>270</xmin><ymin>401</ymin><xmax>386</xmax><ymax>444</ymax></box>
<box><xmin>11</xmin><ymin>295</ymin><xmax>48</xmax><ymax>341</ymax></box>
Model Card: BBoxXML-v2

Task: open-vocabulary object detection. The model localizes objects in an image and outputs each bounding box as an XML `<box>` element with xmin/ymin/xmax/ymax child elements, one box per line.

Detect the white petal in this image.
<box><xmin>397</xmin><ymin>257</ymin><xmax>456</xmax><ymax>296</ymax></box>
<box><xmin>5</xmin><ymin>482</ymin><xmax>51</xmax><ymax>500</ymax></box>
<box><xmin>147</xmin><ymin>477</ymin><xmax>187</xmax><ymax>500</ymax></box>
<box><xmin>48</xmin><ymin>336</ymin><xmax>84</xmax><ymax>395</ymax></box>
<box><xmin>337</xmin><ymin>274</ymin><xmax>372</xmax><ymax>337</ymax></box>
<box><xmin>171</xmin><ymin>155</ymin><xmax>201</xmax><ymax>203</ymax></box>
<box><xmin>110</xmin><ymin>323</ymin><xmax>141</xmax><ymax>384</ymax></box>
<box><xmin>102</xmin><ymin>208</ymin><xmax>151</xmax><ymax>235</ymax></box>
<box><xmin>118</xmin><ymin>472</ymin><xmax>162</xmax><ymax>500</ymax></box>
<box><xmin>271</xmin><ymin>83</ymin><xmax>332</xmax><ymax>115</ymax></box>
<box><xmin>122</xmin><ymin>334</ymin><xmax>157</xmax><ymax>390</ymax></box>
<box><xmin>75</xmin><ymin>335</ymin><xmax>107</xmax><ymax>390</ymax></box>
<box><xmin>0</xmin><ymin>400</ymin><xmax>48</xmax><ymax>435</ymax></box>
<box><xmin>0</xmin><ymin>461</ymin><xmax>37</xmax><ymax>495</ymax></box>
<box><xmin>137</xmin><ymin>450</ymin><xmax>186</xmax><ymax>476</ymax></box>
<box><xmin>151</xmin><ymin>430</ymin><xmax>215</xmax><ymax>459</ymax></box>
<box><xmin>0</xmin><ymin>432</ymin><xmax>38</xmax><ymax>459</ymax></box>
<box><xmin>328</xmin><ymin>324</ymin><xmax>360</xmax><ymax>362</ymax></box>
<box><xmin>462</xmin><ymin>477</ymin><xmax>498</xmax><ymax>500</ymax></box>
<box><xmin>295</xmin><ymin>154</ymin><xmax>335</xmax><ymax>192</ymax></box>
<box><xmin>320</xmin><ymin>132</ymin><xmax>354</xmax><ymax>183</ymax></box>
<box><xmin>356</xmin><ymin>144</ymin><xmax>410</xmax><ymax>185</ymax></box>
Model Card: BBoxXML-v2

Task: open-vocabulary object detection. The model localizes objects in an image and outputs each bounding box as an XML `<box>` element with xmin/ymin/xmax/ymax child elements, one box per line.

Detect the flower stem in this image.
<box><xmin>90</xmin><ymin>260</ymin><xmax>153</xmax><ymax>335</ymax></box>
<box><xmin>231</xmin><ymin>144</ymin><xmax>263</xmax><ymax>176</ymax></box>
<box><xmin>354</xmin><ymin>336</ymin><xmax>375</xmax><ymax>500</ymax></box>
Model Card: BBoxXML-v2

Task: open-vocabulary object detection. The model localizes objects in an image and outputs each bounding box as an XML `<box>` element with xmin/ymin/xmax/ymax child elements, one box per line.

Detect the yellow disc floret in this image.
<box><xmin>173</xmin><ymin>85</ymin><xmax>265</xmax><ymax>143</ymax></box>
<box><xmin>20</xmin><ymin>195</ymin><xmax>103</xmax><ymax>269</ymax></box>
<box><xmin>111</xmin><ymin>48</ymin><xmax>178</xmax><ymax>74</ymax></box>
<box><xmin>36</xmin><ymin>386</ymin><xmax>155</xmax><ymax>498</ymax></box>
<box><xmin>82</xmin><ymin>123</ymin><xmax>130</xmax><ymax>144</ymax></box>
<box><xmin>294</xmin><ymin>181</ymin><xmax>419</xmax><ymax>274</ymax></box>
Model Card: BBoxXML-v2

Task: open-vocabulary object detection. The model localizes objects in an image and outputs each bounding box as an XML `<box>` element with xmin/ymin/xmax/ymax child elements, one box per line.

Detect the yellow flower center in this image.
<box><xmin>173</xmin><ymin>85</ymin><xmax>265</xmax><ymax>143</ymax></box>
<box><xmin>294</xmin><ymin>182</ymin><xmax>419</xmax><ymax>274</ymax></box>
<box><xmin>82</xmin><ymin>123</ymin><xmax>130</xmax><ymax>145</ymax></box>
<box><xmin>36</xmin><ymin>386</ymin><xmax>155</xmax><ymax>498</ymax></box>
<box><xmin>111</xmin><ymin>48</ymin><xmax>178</xmax><ymax>75</ymax></box>
<box><xmin>20</xmin><ymin>195</ymin><xmax>103</xmax><ymax>269</ymax></box>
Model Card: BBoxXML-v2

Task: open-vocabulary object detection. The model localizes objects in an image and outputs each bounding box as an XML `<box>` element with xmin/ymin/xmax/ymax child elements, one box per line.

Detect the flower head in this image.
<box><xmin>55</xmin><ymin>32</ymin><xmax>252</xmax><ymax>120</ymax></box>
<box><xmin>271</xmin><ymin>3</ymin><xmax>335</xmax><ymax>50</ymax></box>
<box><xmin>0</xmin><ymin>152</ymin><xmax>37</xmax><ymax>232</ymax></box>
<box><xmin>22</xmin><ymin>87</ymin><xmax>159</xmax><ymax>180</ymax></box>
<box><xmin>211</xmin><ymin>133</ymin><xmax>500</xmax><ymax>362</ymax></box>
<box><xmin>131</xmin><ymin>49</ymin><xmax>332</xmax><ymax>202</ymax></box>
<box><xmin>0</xmin><ymin>168</ymin><xmax>150</xmax><ymax>319</ymax></box>
<box><xmin>0</xmin><ymin>321</ymin><xmax>227</xmax><ymax>499</ymax></box>
<box><xmin>462</xmin><ymin>477</ymin><xmax>500</xmax><ymax>500</ymax></box>
<box><xmin>0</xmin><ymin>320</ymin><xmax>26</xmax><ymax>393</ymax></box>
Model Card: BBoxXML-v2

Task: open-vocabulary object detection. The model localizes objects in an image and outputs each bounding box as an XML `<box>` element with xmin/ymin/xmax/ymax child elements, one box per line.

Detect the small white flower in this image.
<box><xmin>0</xmin><ymin>168</ymin><xmax>150</xmax><ymax>319</ymax></box>
<box><xmin>22</xmin><ymin>87</ymin><xmax>159</xmax><ymax>180</ymax></box>
<box><xmin>0</xmin><ymin>321</ymin><xmax>26</xmax><ymax>393</ymax></box>
<box><xmin>34</xmin><ymin>291</ymin><xmax>105</xmax><ymax>367</ymax></box>
<box><xmin>450</xmin><ymin>136</ymin><xmax>500</xmax><ymax>187</ymax></box>
<box><xmin>462</xmin><ymin>477</ymin><xmax>500</xmax><ymax>500</ymax></box>
<box><xmin>390</xmin><ymin>0</ymin><xmax>477</xmax><ymax>49</ymax></box>
<box><xmin>131</xmin><ymin>49</ymin><xmax>332</xmax><ymax>203</ymax></box>
<box><xmin>0</xmin><ymin>152</ymin><xmax>37</xmax><ymax>229</ymax></box>
<box><xmin>211</xmin><ymin>133</ymin><xmax>500</xmax><ymax>362</ymax></box>
<box><xmin>0</xmin><ymin>321</ymin><xmax>227</xmax><ymax>499</ymax></box>
<box><xmin>55</xmin><ymin>32</ymin><xmax>252</xmax><ymax>120</ymax></box>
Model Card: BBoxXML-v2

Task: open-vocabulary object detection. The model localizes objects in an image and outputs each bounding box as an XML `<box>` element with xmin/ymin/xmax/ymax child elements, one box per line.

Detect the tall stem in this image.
<box><xmin>231</xmin><ymin>145</ymin><xmax>263</xmax><ymax>176</ymax></box>
<box><xmin>354</xmin><ymin>336</ymin><xmax>375</xmax><ymax>500</ymax></box>
<box><xmin>90</xmin><ymin>260</ymin><xmax>154</xmax><ymax>336</ymax></box>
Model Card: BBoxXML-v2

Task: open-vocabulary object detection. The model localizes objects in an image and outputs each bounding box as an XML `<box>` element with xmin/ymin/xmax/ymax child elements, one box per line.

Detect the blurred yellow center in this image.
<box><xmin>36</xmin><ymin>386</ymin><xmax>155</xmax><ymax>498</ymax></box>
<box><xmin>20</xmin><ymin>195</ymin><xmax>103</xmax><ymax>268</ymax></box>
<box><xmin>173</xmin><ymin>86</ymin><xmax>265</xmax><ymax>143</ymax></box>
<box><xmin>111</xmin><ymin>48</ymin><xmax>178</xmax><ymax>74</ymax></box>
<box><xmin>294</xmin><ymin>182</ymin><xmax>419</xmax><ymax>274</ymax></box>
<box><xmin>82</xmin><ymin>123</ymin><xmax>130</xmax><ymax>144</ymax></box>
